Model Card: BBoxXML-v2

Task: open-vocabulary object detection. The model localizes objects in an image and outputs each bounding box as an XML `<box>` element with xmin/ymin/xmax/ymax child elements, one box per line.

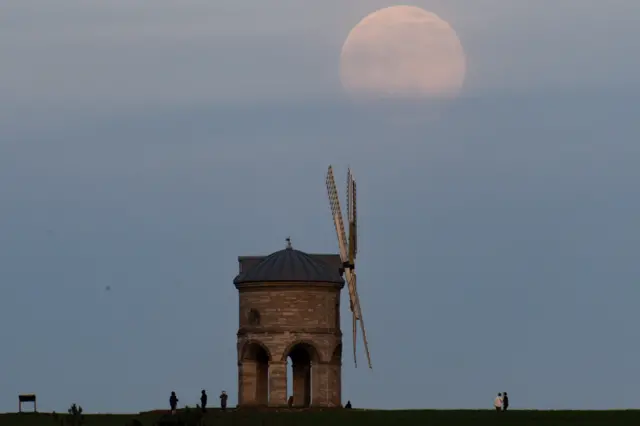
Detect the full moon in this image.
<box><xmin>340</xmin><ymin>6</ymin><xmax>467</xmax><ymax>100</ymax></box>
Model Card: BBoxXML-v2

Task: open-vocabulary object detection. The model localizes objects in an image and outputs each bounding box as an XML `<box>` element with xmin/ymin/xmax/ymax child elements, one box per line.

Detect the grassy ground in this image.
<box><xmin>2</xmin><ymin>408</ymin><xmax>639</xmax><ymax>426</ymax></box>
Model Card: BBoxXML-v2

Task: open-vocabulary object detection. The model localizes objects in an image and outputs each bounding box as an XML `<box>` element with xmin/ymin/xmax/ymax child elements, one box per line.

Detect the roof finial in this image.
<box><xmin>286</xmin><ymin>237</ymin><xmax>292</xmax><ymax>250</ymax></box>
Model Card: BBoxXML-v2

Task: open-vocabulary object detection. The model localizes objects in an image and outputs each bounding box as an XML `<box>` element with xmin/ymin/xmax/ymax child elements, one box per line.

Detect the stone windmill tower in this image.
<box><xmin>233</xmin><ymin>238</ymin><xmax>344</xmax><ymax>408</ymax></box>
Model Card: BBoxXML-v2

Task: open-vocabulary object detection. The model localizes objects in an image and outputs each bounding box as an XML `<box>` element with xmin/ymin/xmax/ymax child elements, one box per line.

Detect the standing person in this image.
<box><xmin>493</xmin><ymin>393</ymin><xmax>503</xmax><ymax>412</ymax></box>
<box><xmin>220</xmin><ymin>391</ymin><xmax>228</xmax><ymax>411</ymax></box>
<box><xmin>502</xmin><ymin>392</ymin><xmax>509</xmax><ymax>411</ymax></box>
<box><xmin>169</xmin><ymin>391</ymin><xmax>179</xmax><ymax>415</ymax></box>
<box><xmin>200</xmin><ymin>390</ymin><xmax>208</xmax><ymax>413</ymax></box>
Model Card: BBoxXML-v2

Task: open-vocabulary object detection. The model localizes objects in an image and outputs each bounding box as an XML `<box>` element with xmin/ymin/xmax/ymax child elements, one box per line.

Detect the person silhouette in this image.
<box><xmin>220</xmin><ymin>391</ymin><xmax>228</xmax><ymax>411</ymax></box>
<box><xmin>493</xmin><ymin>393</ymin><xmax>503</xmax><ymax>412</ymax></box>
<box><xmin>200</xmin><ymin>390</ymin><xmax>208</xmax><ymax>413</ymax></box>
<box><xmin>169</xmin><ymin>391</ymin><xmax>179</xmax><ymax>415</ymax></box>
<box><xmin>345</xmin><ymin>400</ymin><xmax>352</xmax><ymax>409</ymax></box>
<box><xmin>502</xmin><ymin>392</ymin><xmax>509</xmax><ymax>411</ymax></box>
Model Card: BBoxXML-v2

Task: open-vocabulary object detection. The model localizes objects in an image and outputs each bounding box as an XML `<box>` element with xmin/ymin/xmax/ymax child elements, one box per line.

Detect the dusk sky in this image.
<box><xmin>2</xmin><ymin>0</ymin><xmax>640</xmax><ymax>413</ymax></box>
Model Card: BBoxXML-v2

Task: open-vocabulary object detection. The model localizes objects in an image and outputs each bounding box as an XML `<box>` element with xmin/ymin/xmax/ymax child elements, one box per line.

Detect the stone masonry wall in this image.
<box><xmin>236</xmin><ymin>282</ymin><xmax>343</xmax><ymax>407</ymax></box>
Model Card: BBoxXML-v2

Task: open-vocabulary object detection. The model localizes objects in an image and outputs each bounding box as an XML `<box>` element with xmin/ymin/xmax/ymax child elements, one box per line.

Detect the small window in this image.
<box><xmin>248</xmin><ymin>309</ymin><xmax>261</xmax><ymax>326</ymax></box>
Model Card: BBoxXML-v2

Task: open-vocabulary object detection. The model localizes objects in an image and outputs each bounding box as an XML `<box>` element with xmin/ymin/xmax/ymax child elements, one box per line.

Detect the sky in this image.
<box><xmin>1</xmin><ymin>0</ymin><xmax>640</xmax><ymax>414</ymax></box>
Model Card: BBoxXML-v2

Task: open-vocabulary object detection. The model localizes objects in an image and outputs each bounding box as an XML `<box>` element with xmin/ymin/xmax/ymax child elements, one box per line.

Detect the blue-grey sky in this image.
<box><xmin>2</xmin><ymin>0</ymin><xmax>640</xmax><ymax>414</ymax></box>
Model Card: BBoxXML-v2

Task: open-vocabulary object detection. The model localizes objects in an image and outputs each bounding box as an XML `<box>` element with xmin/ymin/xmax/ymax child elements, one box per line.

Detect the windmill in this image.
<box><xmin>326</xmin><ymin>165</ymin><xmax>372</xmax><ymax>369</ymax></box>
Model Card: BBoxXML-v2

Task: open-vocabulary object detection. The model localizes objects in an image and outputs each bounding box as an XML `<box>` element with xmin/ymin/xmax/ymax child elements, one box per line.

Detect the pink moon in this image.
<box><xmin>340</xmin><ymin>6</ymin><xmax>467</xmax><ymax>100</ymax></box>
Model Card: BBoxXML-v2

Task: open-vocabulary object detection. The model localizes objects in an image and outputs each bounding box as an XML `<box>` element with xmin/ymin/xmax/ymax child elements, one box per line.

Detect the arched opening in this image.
<box><xmin>331</xmin><ymin>344</ymin><xmax>342</xmax><ymax>367</ymax></box>
<box><xmin>241</xmin><ymin>342</ymin><xmax>270</xmax><ymax>405</ymax></box>
<box><xmin>285</xmin><ymin>342</ymin><xmax>319</xmax><ymax>407</ymax></box>
<box><xmin>248</xmin><ymin>309</ymin><xmax>261</xmax><ymax>326</ymax></box>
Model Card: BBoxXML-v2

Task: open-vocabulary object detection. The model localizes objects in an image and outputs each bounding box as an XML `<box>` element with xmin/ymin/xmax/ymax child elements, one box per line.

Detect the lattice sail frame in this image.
<box><xmin>347</xmin><ymin>169</ymin><xmax>357</xmax><ymax>265</ymax></box>
<box><xmin>326</xmin><ymin>165</ymin><xmax>372</xmax><ymax>369</ymax></box>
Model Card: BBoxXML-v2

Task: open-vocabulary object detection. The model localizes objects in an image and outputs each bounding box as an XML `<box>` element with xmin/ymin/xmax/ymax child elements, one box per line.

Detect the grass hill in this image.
<box><xmin>2</xmin><ymin>408</ymin><xmax>638</xmax><ymax>426</ymax></box>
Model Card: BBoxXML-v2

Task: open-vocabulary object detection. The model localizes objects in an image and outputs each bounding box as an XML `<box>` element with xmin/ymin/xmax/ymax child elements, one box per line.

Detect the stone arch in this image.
<box><xmin>283</xmin><ymin>341</ymin><xmax>321</xmax><ymax>407</ymax></box>
<box><xmin>240</xmin><ymin>339</ymin><xmax>272</xmax><ymax>361</ymax></box>
<box><xmin>331</xmin><ymin>343</ymin><xmax>342</xmax><ymax>363</ymax></box>
<box><xmin>281</xmin><ymin>340</ymin><xmax>321</xmax><ymax>363</ymax></box>
<box><xmin>239</xmin><ymin>340</ymin><xmax>271</xmax><ymax>406</ymax></box>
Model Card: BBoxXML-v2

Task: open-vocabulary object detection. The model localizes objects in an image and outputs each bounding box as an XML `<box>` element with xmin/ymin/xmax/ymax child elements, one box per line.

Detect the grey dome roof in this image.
<box><xmin>234</xmin><ymin>247</ymin><xmax>344</xmax><ymax>285</ymax></box>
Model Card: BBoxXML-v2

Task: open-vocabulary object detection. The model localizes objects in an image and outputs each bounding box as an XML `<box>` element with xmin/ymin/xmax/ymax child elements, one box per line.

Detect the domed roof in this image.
<box><xmin>234</xmin><ymin>244</ymin><xmax>344</xmax><ymax>285</ymax></box>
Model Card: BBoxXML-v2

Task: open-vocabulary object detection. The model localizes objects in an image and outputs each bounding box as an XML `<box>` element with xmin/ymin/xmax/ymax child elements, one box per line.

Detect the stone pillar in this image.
<box><xmin>292</xmin><ymin>363</ymin><xmax>311</xmax><ymax>406</ymax></box>
<box><xmin>268</xmin><ymin>361</ymin><xmax>287</xmax><ymax>406</ymax></box>
<box><xmin>239</xmin><ymin>361</ymin><xmax>257</xmax><ymax>405</ymax></box>
<box><xmin>238</xmin><ymin>362</ymin><xmax>244</xmax><ymax>406</ymax></box>
<box><xmin>304</xmin><ymin>365</ymin><xmax>311</xmax><ymax>407</ymax></box>
<box><xmin>328</xmin><ymin>361</ymin><xmax>341</xmax><ymax>407</ymax></box>
<box><xmin>311</xmin><ymin>362</ymin><xmax>329</xmax><ymax>406</ymax></box>
<box><xmin>256</xmin><ymin>361</ymin><xmax>269</xmax><ymax>405</ymax></box>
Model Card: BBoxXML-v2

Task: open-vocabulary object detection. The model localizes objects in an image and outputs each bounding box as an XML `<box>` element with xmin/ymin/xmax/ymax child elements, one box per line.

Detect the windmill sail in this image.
<box><xmin>347</xmin><ymin>169</ymin><xmax>357</xmax><ymax>269</ymax></box>
<box><xmin>326</xmin><ymin>166</ymin><xmax>349</xmax><ymax>262</ymax></box>
<box><xmin>326</xmin><ymin>165</ymin><xmax>372</xmax><ymax>369</ymax></box>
